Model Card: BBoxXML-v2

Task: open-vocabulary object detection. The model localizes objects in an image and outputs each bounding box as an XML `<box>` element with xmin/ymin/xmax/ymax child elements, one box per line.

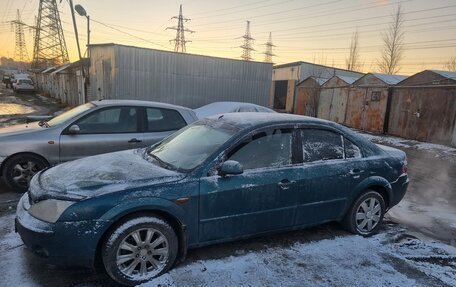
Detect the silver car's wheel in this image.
<box><xmin>102</xmin><ymin>216</ymin><xmax>178</xmax><ymax>286</ymax></box>
<box><xmin>342</xmin><ymin>190</ymin><xmax>386</xmax><ymax>236</ymax></box>
<box><xmin>355</xmin><ymin>197</ymin><xmax>382</xmax><ymax>233</ymax></box>
<box><xmin>2</xmin><ymin>154</ymin><xmax>48</xmax><ymax>192</ymax></box>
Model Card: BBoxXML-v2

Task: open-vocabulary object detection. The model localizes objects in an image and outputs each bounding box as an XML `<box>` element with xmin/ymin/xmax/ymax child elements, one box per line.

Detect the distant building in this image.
<box><xmin>388</xmin><ymin>70</ymin><xmax>456</xmax><ymax>146</ymax></box>
<box><xmin>87</xmin><ymin>43</ymin><xmax>273</xmax><ymax>108</ymax></box>
<box><xmin>271</xmin><ymin>61</ymin><xmax>364</xmax><ymax>113</ymax></box>
<box><xmin>345</xmin><ymin>73</ymin><xmax>407</xmax><ymax>133</ymax></box>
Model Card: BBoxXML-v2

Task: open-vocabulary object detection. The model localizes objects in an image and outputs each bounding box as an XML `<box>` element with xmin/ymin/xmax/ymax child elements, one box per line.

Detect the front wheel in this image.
<box><xmin>342</xmin><ymin>190</ymin><xmax>386</xmax><ymax>236</ymax></box>
<box><xmin>2</xmin><ymin>154</ymin><xmax>48</xmax><ymax>192</ymax></box>
<box><xmin>102</xmin><ymin>216</ymin><xmax>178</xmax><ymax>286</ymax></box>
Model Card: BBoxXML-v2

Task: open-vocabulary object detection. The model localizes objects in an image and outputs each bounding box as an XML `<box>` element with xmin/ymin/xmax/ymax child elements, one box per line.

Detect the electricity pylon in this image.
<box><xmin>11</xmin><ymin>9</ymin><xmax>29</xmax><ymax>63</ymax></box>
<box><xmin>32</xmin><ymin>0</ymin><xmax>69</xmax><ymax>69</ymax></box>
<box><xmin>263</xmin><ymin>32</ymin><xmax>276</xmax><ymax>63</ymax></box>
<box><xmin>167</xmin><ymin>5</ymin><xmax>194</xmax><ymax>53</ymax></box>
<box><xmin>240</xmin><ymin>21</ymin><xmax>255</xmax><ymax>61</ymax></box>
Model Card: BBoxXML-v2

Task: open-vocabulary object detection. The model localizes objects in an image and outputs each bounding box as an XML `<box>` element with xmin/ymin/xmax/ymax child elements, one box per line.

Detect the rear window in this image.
<box><xmin>146</xmin><ymin>108</ymin><xmax>187</xmax><ymax>132</ymax></box>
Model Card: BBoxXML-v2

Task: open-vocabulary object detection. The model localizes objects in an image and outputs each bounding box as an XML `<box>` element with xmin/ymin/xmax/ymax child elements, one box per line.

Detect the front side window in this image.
<box><xmin>76</xmin><ymin>107</ymin><xmax>138</xmax><ymax>134</ymax></box>
<box><xmin>228</xmin><ymin>129</ymin><xmax>292</xmax><ymax>170</ymax></box>
<box><xmin>146</xmin><ymin>108</ymin><xmax>187</xmax><ymax>132</ymax></box>
<box><xmin>301</xmin><ymin>129</ymin><xmax>344</xmax><ymax>162</ymax></box>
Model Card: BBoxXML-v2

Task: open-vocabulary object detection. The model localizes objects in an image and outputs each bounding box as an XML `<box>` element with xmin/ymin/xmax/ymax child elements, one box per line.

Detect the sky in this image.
<box><xmin>0</xmin><ymin>0</ymin><xmax>455</xmax><ymax>75</ymax></box>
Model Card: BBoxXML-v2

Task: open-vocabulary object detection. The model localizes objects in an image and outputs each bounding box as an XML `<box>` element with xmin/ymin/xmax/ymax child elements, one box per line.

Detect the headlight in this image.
<box><xmin>28</xmin><ymin>199</ymin><xmax>75</xmax><ymax>223</ymax></box>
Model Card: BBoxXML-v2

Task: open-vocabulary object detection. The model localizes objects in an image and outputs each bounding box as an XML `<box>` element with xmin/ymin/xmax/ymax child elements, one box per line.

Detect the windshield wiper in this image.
<box><xmin>38</xmin><ymin>120</ymin><xmax>50</xmax><ymax>128</ymax></box>
<box><xmin>147</xmin><ymin>152</ymin><xmax>177</xmax><ymax>171</ymax></box>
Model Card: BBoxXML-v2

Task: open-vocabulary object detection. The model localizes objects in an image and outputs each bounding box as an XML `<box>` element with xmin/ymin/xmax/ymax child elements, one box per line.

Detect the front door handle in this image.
<box><xmin>349</xmin><ymin>169</ymin><xmax>362</xmax><ymax>175</ymax></box>
<box><xmin>128</xmin><ymin>138</ymin><xmax>142</xmax><ymax>143</ymax></box>
<box><xmin>278</xmin><ymin>179</ymin><xmax>296</xmax><ymax>190</ymax></box>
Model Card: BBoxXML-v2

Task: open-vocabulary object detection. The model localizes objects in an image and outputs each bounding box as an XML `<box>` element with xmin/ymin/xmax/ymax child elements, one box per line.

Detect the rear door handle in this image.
<box><xmin>278</xmin><ymin>179</ymin><xmax>296</xmax><ymax>190</ymax></box>
<box><xmin>128</xmin><ymin>138</ymin><xmax>142</xmax><ymax>143</ymax></box>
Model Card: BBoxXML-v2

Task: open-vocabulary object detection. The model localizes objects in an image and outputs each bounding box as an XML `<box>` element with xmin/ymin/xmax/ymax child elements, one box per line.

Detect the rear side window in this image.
<box><xmin>301</xmin><ymin>129</ymin><xmax>344</xmax><ymax>162</ymax></box>
<box><xmin>146</xmin><ymin>108</ymin><xmax>187</xmax><ymax>132</ymax></box>
<box><xmin>345</xmin><ymin>138</ymin><xmax>362</xmax><ymax>159</ymax></box>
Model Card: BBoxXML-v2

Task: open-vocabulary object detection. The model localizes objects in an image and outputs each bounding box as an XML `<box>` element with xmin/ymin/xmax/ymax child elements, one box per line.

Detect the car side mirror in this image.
<box><xmin>68</xmin><ymin>124</ymin><xmax>80</xmax><ymax>134</ymax></box>
<box><xmin>219</xmin><ymin>160</ymin><xmax>243</xmax><ymax>176</ymax></box>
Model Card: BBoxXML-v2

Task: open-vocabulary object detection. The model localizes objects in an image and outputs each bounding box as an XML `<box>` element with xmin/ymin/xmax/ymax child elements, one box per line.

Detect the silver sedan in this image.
<box><xmin>0</xmin><ymin>100</ymin><xmax>198</xmax><ymax>191</ymax></box>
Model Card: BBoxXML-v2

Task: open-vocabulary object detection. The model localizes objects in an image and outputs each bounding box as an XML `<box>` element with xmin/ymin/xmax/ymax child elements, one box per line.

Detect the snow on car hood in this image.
<box><xmin>31</xmin><ymin>149</ymin><xmax>184</xmax><ymax>199</ymax></box>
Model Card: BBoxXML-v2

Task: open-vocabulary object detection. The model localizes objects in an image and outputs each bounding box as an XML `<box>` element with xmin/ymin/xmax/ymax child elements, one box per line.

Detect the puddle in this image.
<box><xmin>0</xmin><ymin>103</ymin><xmax>35</xmax><ymax>115</ymax></box>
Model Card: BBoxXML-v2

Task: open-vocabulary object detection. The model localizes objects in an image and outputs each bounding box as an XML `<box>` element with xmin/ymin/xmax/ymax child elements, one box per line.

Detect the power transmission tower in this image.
<box><xmin>11</xmin><ymin>9</ymin><xmax>29</xmax><ymax>63</ymax></box>
<box><xmin>240</xmin><ymin>21</ymin><xmax>255</xmax><ymax>61</ymax></box>
<box><xmin>263</xmin><ymin>32</ymin><xmax>276</xmax><ymax>64</ymax></box>
<box><xmin>32</xmin><ymin>0</ymin><xmax>69</xmax><ymax>69</ymax></box>
<box><xmin>166</xmin><ymin>5</ymin><xmax>194</xmax><ymax>53</ymax></box>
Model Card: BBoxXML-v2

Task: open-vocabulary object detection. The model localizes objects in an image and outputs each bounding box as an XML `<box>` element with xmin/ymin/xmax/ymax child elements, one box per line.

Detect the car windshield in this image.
<box><xmin>47</xmin><ymin>103</ymin><xmax>96</xmax><ymax>127</ymax></box>
<box><xmin>148</xmin><ymin>121</ymin><xmax>238</xmax><ymax>171</ymax></box>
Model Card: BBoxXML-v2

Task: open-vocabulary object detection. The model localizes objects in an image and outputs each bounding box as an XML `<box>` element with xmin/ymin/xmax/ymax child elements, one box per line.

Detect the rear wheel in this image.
<box><xmin>343</xmin><ymin>190</ymin><xmax>385</xmax><ymax>236</ymax></box>
<box><xmin>102</xmin><ymin>216</ymin><xmax>178</xmax><ymax>286</ymax></box>
<box><xmin>2</xmin><ymin>154</ymin><xmax>48</xmax><ymax>192</ymax></box>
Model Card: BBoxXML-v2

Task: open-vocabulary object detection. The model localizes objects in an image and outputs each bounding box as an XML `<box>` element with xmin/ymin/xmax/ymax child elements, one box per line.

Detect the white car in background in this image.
<box><xmin>194</xmin><ymin>101</ymin><xmax>275</xmax><ymax>119</ymax></box>
<box><xmin>14</xmin><ymin>78</ymin><xmax>35</xmax><ymax>93</ymax></box>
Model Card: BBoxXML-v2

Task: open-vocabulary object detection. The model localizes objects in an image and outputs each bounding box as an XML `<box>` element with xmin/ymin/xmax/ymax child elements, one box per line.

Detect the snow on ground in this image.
<box><xmin>140</xmin><ymin>225</ymin><xmax>456</xmax><ymax>287</ymax></box>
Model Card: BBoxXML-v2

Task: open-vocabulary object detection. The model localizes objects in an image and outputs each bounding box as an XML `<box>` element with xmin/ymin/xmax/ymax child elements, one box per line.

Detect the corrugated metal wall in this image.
<box><xmin>89</xmin><ymin>44</ymin><xmax>272</xmax><ymax>108</ymax></box>
<box><xmin>318</xmin><ymin>77</ymin><xmax>350</xmax><ymax>124</ymax></box>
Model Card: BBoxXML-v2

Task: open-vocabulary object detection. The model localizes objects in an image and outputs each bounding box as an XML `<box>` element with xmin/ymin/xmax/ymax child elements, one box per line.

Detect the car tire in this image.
<box><xmin>342</xmin><ymin>190</ymin><xmax>385</xmax><ymax>236</ymax></box>
<box><xmin>2</xmin><ymin>154</ymin><xmax>49</xmax><ymax>192</ymax></box>
<box><xmin>102</xmin><ymin>216</ymin><xmax>178</xmax><ymax>286</ymax></box>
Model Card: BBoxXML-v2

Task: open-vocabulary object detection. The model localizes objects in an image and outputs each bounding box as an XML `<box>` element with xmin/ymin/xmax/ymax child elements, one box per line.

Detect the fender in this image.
<box><xmin>99</xmin><ymin>196</ymin><xmax>188</xmax><ymax>226</ymax></box>
<box><xmin>349</xmin><ymin>175</ymin><xmax>393</xmax><ymax>207</ymax></box>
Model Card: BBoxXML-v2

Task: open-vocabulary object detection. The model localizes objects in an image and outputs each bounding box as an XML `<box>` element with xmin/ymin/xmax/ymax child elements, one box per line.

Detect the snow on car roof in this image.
<box><xmin>194</xmin><ymin>102</ymin><xmax>274</xmax><ymax>118</ymax></box>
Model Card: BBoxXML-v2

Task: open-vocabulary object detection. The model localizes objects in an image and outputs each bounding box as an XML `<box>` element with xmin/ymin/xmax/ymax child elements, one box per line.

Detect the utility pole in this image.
<box><xmin>11</xmin><ymin>9</ymin><xmax>29</xmax><ymax>63</ymax></box>
<box><xmin>240</xmin><ymin>21</ymin><xmax>255</xmax><ymax>61</ymax></box>
<box><xmin>32</xmin><ymin>0</ymin><xmax>69</xmax><ymax>69</ymax></box>
<box><xmin>166</xmin><ymin>5</ymin><xmax>194</xmax><ymax>53</ymax></box>
<box><xmin>263</xmin><ymin>32</ymin><xmax>275</xmax><ymax>63</ymax></box>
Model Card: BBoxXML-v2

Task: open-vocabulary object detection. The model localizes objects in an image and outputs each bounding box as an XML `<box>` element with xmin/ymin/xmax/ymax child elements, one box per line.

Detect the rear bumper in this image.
<box><xmin>389</xmin><ymin>173</ymin><xmax>409</xmax><ymax>207</ymax></box>
<box><xmin>15</xmin><ymin>194</ymin><xmax>109</xmax><ymax>267</ymax></box>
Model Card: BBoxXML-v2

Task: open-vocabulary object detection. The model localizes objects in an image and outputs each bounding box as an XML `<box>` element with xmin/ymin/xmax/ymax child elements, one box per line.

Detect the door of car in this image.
<box><xmin>293</xmin><ymin>128</ymin><xmax>355</xmax><ymax>226</ymax></box>
<box><xmin>59</xmin><ymin>106</ymin><xmax>143</xmax><ymax>162</ymax></box>
<box><xmin>199</xmin><ymin>127</ymin><xmax>300</xmax><ymax>242</ymax></box>
<box><xmin>141</xmin><ymin>107</ymin><xmax>188</xmax><ymax>147</ymax></box>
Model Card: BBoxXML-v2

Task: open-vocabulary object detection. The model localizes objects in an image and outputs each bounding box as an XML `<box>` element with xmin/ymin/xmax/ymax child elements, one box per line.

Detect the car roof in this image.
<box><xmin>206</xmin><ymin>112</ymin><xmax>334</xmax><ymax>128</ymax></box>
<box><xmin>194</xmin><ymin>101</ymin><xmax>274</xmax><ymax>118</ymax></box>
<box><xmin>91</xmin><ymin>99</ymin><xmax>193</xmax><ymax>111</ymax></box>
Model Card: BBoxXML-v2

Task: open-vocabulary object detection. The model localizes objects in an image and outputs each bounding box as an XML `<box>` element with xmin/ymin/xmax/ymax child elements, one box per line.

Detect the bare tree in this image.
<box><xmin>444</xmin><ymin>56</ymin><xmax>456</xmax><ymax>71</ymax></box>
<box><xmin>346</xmin><ymin>30</ymin><xmax>361</xmax><ymax>71</ymax></box>
<box><xmin>378</xmin><ymin>5</ymin><xmax>405</xmax><ymax>74</ymax></box>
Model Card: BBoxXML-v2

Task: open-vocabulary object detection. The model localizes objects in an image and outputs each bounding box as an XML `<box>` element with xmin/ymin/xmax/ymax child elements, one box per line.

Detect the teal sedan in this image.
<box><xmin>15</xmin><ymin>113</ymin><xmax>409</xmax><ymax>286</ymax></box>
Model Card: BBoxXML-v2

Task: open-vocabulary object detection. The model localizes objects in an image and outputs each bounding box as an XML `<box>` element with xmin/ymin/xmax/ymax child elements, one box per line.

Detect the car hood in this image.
<box><xmin>30</xmin><ymin>149</ymin><xmax>185</xmax><ymax>201</ymax></box>
<box><xmin>0</xmin><ymin>122</ymin><xmax>43</xmax><ymax>137</ymax></box>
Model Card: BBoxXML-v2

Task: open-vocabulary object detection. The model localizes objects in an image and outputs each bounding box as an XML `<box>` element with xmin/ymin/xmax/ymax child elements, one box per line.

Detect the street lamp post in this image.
<box><xmin>75</xmin><ymin>4</ymin><xmax>90</xmax><ymax>57</ymax></box>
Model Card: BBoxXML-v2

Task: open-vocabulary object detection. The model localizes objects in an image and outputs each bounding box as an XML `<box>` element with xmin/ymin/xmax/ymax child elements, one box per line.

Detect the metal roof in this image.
<box><xmin>429</xmin><ymin>70</ymin><xmax>456</xmax><ymax>80</ymax></box>
<box><xmin>371</xmin><ymin>73</ymin><xmax>408</xmax><ymax>85</ymax></box>
<box><xmin>336</xmin><ymin>75</ymin><xmax>362</xmax><ymax>84</ymax></box>
<box><xmin>273</xmin><ymin>61</ymin><xmax>364</xmax><ymax>75</ymax></box>
<box><xmin>297</xmin><ymin>76</ymin><xmax>329</xmax><ymax>86</ymax></box>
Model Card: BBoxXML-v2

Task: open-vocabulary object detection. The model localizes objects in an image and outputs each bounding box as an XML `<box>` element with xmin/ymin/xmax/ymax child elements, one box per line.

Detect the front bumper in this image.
<box><xmin>15</xmin><ymin>194</ymin><xmax>110</xmax><ymax>267</ymax></box>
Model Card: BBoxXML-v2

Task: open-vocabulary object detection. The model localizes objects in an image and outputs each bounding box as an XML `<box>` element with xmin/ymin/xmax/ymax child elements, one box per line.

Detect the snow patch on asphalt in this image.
<box><xmin>141</xmin><ymin>231</ymin><xmax>456</xmax><ymax>287</ymax></box>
